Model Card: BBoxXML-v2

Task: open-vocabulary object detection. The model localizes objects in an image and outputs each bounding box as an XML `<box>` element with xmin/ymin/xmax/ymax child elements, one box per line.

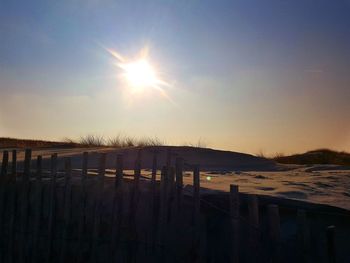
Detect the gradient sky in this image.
<box><xmin>1</xmin><ymin>0</ymin><xmax>349</xmax><ymax>155</ymax></box>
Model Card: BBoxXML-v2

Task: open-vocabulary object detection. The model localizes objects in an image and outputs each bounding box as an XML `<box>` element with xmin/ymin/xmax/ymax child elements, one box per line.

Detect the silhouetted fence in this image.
<box><xmin>0</xmin><ymin>149</ymin><xmax>343</xmax><ymax>262</ymax></box>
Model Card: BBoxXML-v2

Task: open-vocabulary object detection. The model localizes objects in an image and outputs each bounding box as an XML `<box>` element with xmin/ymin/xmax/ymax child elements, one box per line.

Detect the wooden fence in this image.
<box><xmin>0</xmin><ymin>149</ymin><xmax>342</xmax><ymax>262</ymax></box>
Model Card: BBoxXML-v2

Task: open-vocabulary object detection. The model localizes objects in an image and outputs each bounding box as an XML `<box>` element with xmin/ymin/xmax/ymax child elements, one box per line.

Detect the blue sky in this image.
<box><xmin>1</xmin><ymin>0</ymin><xmax>349</xmax><ymax>154</ymax></box>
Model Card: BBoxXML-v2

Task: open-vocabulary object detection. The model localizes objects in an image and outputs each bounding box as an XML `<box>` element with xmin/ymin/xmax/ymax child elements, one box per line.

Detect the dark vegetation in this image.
<box><xmin>0</xmin><ymin>135</ymin><xmax>164</xmax><ymax>149</ymax></box>
<box><xmin>274</xmin><ymin>149</ymin><xmax>350</xmax><ymax>166</ymax></box>
<box><xmin>0</xmin><ymin>137</ymin><xmax>79</xmax><ymax>149</ymax></box>
<box><xmin>0</xmin><ymin>136</ymin><xmax>206</xmax><ymax>149</ymax></box>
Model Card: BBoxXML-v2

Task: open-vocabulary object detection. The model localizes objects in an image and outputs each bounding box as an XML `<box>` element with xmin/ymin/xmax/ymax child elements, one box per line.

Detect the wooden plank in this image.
<box><xmin>158</xmin><ymin>166</ymin><xmax>168</xmax><ymax>246</ymax></box>
<box><xmin>18</xmin><ymin>149</ymin><xmax>32</xmax><ymax>263</ymax></box>
<box><xmin>111</xmin><ymin>154</ymin><xmax>124</xmax><ymax>260</ymax></box>
<box><xmin>268</xmin><ymin>204</ymin><xmax>281</xmax><ymax>263</ymax></box>
<box><xmin>90</xmin><ymin>153</ymin><xmax>106</xmax><ymax>262</ymax></box>
<box><xmin>297</xmin><ymin>209</ymin><xmax>310</xmax><ymax>262</ymax></box>
<box><xmin>166</xmin><ymin>148</ymin><xmax>171</xmax><ymax>169</ymax></box>
<box><xmin>0</xmin><ymin>150</ymin><xmax>9</xmax><ymax>178</ymax></box>
<box><xmin>175</xmin><ymin>157</ymin><xmax>183</xmax><ymax>213</ymax></box>
<box><xmin>166</xmin><ymin>166</ymin><xmax>175</xmax><ymax>223</ymax></box>
<box><xmin>230</xmin><ymin>184</ymin><xmax>239</xmax><ymax>263</ymax></box>
<box><xmin>0</xmin><ymin>151</ymin><xmax>9</xmax><ymax>260</ymax></box>
<box><xmin>77</xmin><ymin>152</ymin><xmax>88</xmax><ymax>263</ymax></box>
<box><xmin>150</xmin><ymin>153</ymin><xmax>158</xmax><ymax>254</ymax></box>
<box><xmin>23</xmin><ymin>149</ymin><xmax>32</xmax><ymax>182</ymax></box>
<box><xmin>46</xmin><ymin>153</ymin><xmax>58</xmax><ymax>263</ymax></box>
<box><xmin>129</xmin><ymin>150</ymin><xmax>141</xmax><ymax>223</ymax></box>
<box><xmin>11</xmin><ymin>150</ymin><xmax>17</xmax><ymax>177</ymax></box>
<box><xmin>6</xmin><ymin>173</ymin><xmax>17</xmax><ymax>263</ymax></box>
<box><xmin>126</xmin><ymin>151</ymin><xmax>141</xmax><ymax>262</ymax></box>
<box><xmin>192</xmin><ymin>165</ymin><xmax>201</xmax><ymax>262</ymax></box>
<box><xmin>31</xmin><ymin>155</ymin><xmax>43</xmax><ymax>262</ymax></box>
<box><xmin>60</xmin><ymin>157</ymin><xmax>72</xmax><ymax>263</ymax></box>
<box><xmin>248</xmin><ymin>195</ymin><xmax>259</xmax><ymax>262</ymax></box>
<box><xmin>326</xmin><ymin>225</ymin><xmax>336</xmax><ymax>263</ymax></box>
<box><xmin>151</xmin><ymin>152</ymin><xmax>157</xmax><ymax>184</ymax></box>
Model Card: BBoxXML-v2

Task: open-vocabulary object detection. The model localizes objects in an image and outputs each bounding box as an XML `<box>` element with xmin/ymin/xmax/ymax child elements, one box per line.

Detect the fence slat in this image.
<box><xmin>248</xmin><ymin>195</ymin><xmax>259</xmax><ymax>262</ymax></box>
<box><xmin>150</xmin><ymin>153</ymin><xmax>158</xmax><ymax>253</ymax></box>
<box><xmin>297</xmin><ymin>209</ymin><xmax>310</xmax><ymax>262</ymax></box>
<box><xmin>0</xmin><ymin>151</ymin><xmax>9</xmax><ymax>260</ymax></box>
<box><xmin>191</xmin><ymin>165</ymin><xmax>201</xmax><ymax>262</ymax></box>
<box><xmin>78</xmin><ymin>152</ymin><xmax>88</xmax><ymax>263</ymax></box>
<box><xmin>326</xmin><ymin>225</ymin><xmax>336</xmax><ymax>263</ymax></box>
<box><xmin>111</xmin><ymin>154</ymin><xmax>124</xmax><ymax>260</ymax></box>
<box><xmin>230</xmin><ymin>184</ymin><xmax>239</xmax><ymax>263</ymax></box>
<box><xmin>31</xmin><ymin>155</ymin><xmax>43</xmax><ymax>262</ymax></box>
<box><xmin>1</xmin><ymin>150</ymin><xmax>9</xmax><ymax>178</ymax></box>
<box><xmin>130</xmin><ymin>150</ymin><xmax>141</xmax><ymax>221</ymax></box>
<box><xmin>60</xmin><ymin>157</ymin><xmax>72</xmax><ymax>263</ymax></box>
<box><xmin>268</xmin><ymin>204</ymin><xmax>281</xmax><ymax>263</ymax></box>
<box><xmin>19</xmin><ymin>149</ymin><xmax>32</xmax><ymax>263</ymax></box>
<box><xmin>11</xmin><ymin>150</ymin><xmax>17</xmax><ymax>177</ymax></box>
<box><xmin>46</xmin><ymin>153</ymin><xmax>58</xmax><ymax>263</ymax></box>
<box><xmin>7</xmin><ymin>171</ymin><xmax>17</xmax><ymax>263</ymax></box>
<box><xmin>175</xmin><ymin>157</ymin><xmax>183</xmax><ymax>213</ymax></box>
<box><xmin>23</xmin><ymin>149</ymin><xmax>32</xmax><ymax>182</ymax></box>
<box><xmin>90</xmin><ymin>153</ymin><xmax>106</xmax><ymax>262</ymax></box>
<box><xmin>158</xmin><ymin>166</ymin><xmax>168</xmax><ymax>247</ymax></box>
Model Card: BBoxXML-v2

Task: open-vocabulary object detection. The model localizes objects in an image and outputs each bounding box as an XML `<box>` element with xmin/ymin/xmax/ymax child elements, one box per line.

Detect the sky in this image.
<box><xmin>0</xmin><ymin>0</ymin><xmax>349</xmax><ymax>155</ymax></box>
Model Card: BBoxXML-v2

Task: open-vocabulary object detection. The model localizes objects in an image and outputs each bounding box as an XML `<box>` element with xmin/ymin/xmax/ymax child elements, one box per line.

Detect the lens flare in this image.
<box><xmin>106</xmin><ymin>46</ymin><xmax>171</xmax><ymax>97</ymax></box>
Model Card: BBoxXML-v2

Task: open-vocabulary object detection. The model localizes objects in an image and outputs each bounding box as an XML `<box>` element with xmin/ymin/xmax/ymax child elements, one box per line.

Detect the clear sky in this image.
<box><xmin>1</xmin><ymin>0</ymin><xmax>349</xmax><ymax>155</ymax></box>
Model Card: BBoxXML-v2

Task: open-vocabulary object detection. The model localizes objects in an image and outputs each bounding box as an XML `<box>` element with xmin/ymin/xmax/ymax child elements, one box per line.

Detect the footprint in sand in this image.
<box><xmin>255</xmin><ymin>186</ymin><xmax>275</xmax><ymax>191</ymax></box>
<box><xmin>254</xmin><ymin>175</ymin><xmax>267</xmax><ymax>179</ymax></box>
<box><xmin>276</xmin><ymin>191</ymin><xmax>308</xmax><ymax>199</ymax></box>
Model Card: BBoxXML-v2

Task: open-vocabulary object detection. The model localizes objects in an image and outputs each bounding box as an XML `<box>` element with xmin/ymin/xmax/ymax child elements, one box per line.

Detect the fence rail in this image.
<box><xmin>0</xmin><ymin>149</ymin><xmax>344</xmax><ymax>262</ymax></box>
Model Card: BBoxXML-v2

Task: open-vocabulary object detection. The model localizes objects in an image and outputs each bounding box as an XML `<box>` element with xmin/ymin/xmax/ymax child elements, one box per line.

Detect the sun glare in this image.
<box><xmin>106</xmin><ymin>46</ymin><xmax>170</xmax><ymax>95</ymax></box>
<box><xmin>120</xmin><ymin>59</ymin><xmax>158</xmax><ymax>91</ymax></box>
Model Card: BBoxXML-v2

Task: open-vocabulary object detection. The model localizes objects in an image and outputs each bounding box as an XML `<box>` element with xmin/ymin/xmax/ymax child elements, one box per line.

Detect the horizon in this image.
<box><xmin>1</xmin><ymin>0</ymin><xmax>350</xmax><ymax>155</ymax></box>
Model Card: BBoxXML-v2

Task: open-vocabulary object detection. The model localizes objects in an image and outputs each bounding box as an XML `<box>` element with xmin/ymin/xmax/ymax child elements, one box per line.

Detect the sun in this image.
<box><xmin>120</xmin><ymin>59</ymin><xmax>158</xmax><ymax>91</ymax></box>
<box><xmin>105</xmin><ymin>46</ymin><xmax>169</xmax><ymax>94</ymax></box>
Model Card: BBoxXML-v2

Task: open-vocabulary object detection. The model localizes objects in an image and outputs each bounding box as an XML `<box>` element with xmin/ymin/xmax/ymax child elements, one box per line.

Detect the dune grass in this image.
<box><xmin>0</xmin><ymin>137</ymin><xmax>79</xmax><ymax>148</ymax></box>
<box><xmin>273</xmin><ymin>149</ymin><xmax>350</xmax><ymax>165</ymax></box>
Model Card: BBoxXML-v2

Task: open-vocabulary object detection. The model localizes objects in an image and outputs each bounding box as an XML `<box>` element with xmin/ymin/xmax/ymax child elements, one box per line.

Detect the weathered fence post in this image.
<box><xmin>78</xmin><ymin>152</ymin><xmax>88</xmax><ymax>263</ymax></box>
<box><xmin>158</xmin><ymin>166</ymin><xmax>168</xmax><ymax>254</ymax></box>
<box><xmin>7</xmin><ymin>186</ymin><xmax>16</xmax><ymax>263</ymax></box>
<box><xmin>0</xmin><ymin>150</ymin><xmax>9</xmax><ymax>258</ymax></box>
<box><xmin>191</xmin><ymin>165</ymin><xmax>201</xmax><ymax>262</ymax></box>
<box><xmin>1</xmin><ymin>150</ymin><xmax>9</xmax><ymax>178</ymax></box>
<box><xmin>11</xmin><ymin>150</ymin><xmax>17</xmax><ymax>177</ymax></box>
<box><xmin>230</xmin><ymin>184</ymin><xmax>239</xmax><ymax>263</ymax></box>
<box><xmin>130</xmin><ymin>150</ymin><xmax>141</xmax><ymax>221</ymax></box>
<box><xmin>126</xmin><ymin>151</ymin><xmax>142</xmax><ymax>262</ymax></box>
<box><xmin>175</xmin><ymin>157</ymin><xmax>183</xmax><ymax>213</ymax></box>
<box><xmin>60</xmin><ymin>157</ymin><xmax>72</xmax><ymax>263</ymax></box>
<box><xmin>31</xmin><ymin>155</ymin><xmax>43</xmax><ymax>262</ymax></box>
<box><xmin>268</xmin><ymin>204</ymin><xmax>281</xmax><ymax>263</ymax></box>
<box><xmin>166</xmin><ymin>148</ymin><xmax>171</xmax><ymax>169</ymax></box>
<box><xmin>91</xmin><ymin>153</ymin><xmax>106</xmax><ymax>262</ymax></box>
<box><xmin>111</xmin><ymin>154</ymin><xmax>124</xmax><ymax>260</ymax></box>
<box><xmin>150</xmin><ymin>153</ymin><xmax>158</xmax><ymax>253</ymax></box>
<box><xmin>248</xmin><ymin>195</ymin><xmax>259</xmax><ymax>262</ymax></box>
<box><xmin>46</xmin><ymin>153</ymin><xmax>58</xmax><ymax>263</ymax></box>
<box><xmin>23</xmin><ymin>148</ymin><xmax>32</xmax><ymax>181</ymax></box>
<box><xmin>19</xmin><ymin>149</ymin><xmax>32</xmax><ymax>263</ymax></box>
<box><xmin>297</xmin><ymin>209</ymin><xmax>310</xmax><ymax>262</ymax></box>
<box><xmin>326</xmin><ymin>225</ymin><xmax>336</xmax><ymax>263</ymax></box>
<box><xmin>166</xmin><ymin>166</ymin><xmax>175</xmax><ymax>223</ymax></box>
<box><xmin>7</xmin><ymin>152</ymin><xmax>18</xmax><ymax>263</ymax></box>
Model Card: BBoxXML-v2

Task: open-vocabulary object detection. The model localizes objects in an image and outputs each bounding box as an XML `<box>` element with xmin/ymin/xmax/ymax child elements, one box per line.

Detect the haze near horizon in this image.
<box><xmin>1</xmin><ymin>0</ymin><xmax>349</xmax><ymax>155</ymax></box>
